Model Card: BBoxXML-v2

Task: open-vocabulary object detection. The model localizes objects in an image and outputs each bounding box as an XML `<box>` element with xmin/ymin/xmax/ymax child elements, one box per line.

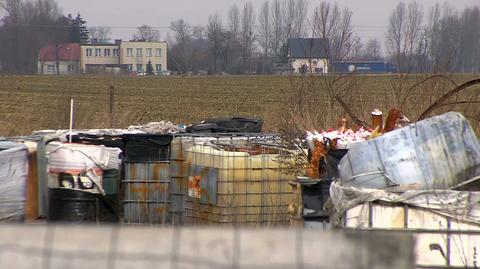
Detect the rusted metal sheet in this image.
<box><xmin>123</xmin><ymin>161</ymin><xmax>170</xmax><ymax>224</ymax></box>
<box><xmin>188</xmin><ymin>165</ymin><xmax>218</xmax><ymax>205</ymax></box>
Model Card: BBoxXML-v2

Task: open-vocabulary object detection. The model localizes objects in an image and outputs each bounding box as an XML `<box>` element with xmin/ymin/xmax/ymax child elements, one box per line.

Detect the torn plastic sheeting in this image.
<box><xmin>329</xmin><ymin>181</ymin><xmax>480</xmax><ymax>225</ymax></box>
<box><xmin>0</xmin><ymin>143</ymin><xmax>29</xmax><ymax>222</ymax></box>
<box><xmin>338</xmin><ymin>112</ymin><xmax>480</xmax><ymax>190</ymax></box>
<box><xmin>47</xmin><ymin>142</ymin><xmax>122</xmax><ymax>195</ymax></box>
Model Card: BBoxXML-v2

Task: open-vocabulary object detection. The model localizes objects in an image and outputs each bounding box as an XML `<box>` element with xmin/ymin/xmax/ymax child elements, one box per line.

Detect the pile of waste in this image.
<box><xmin>127</xmin><ymin>121</ymin><xmax>183</xmax><ymax>134</ymax></box>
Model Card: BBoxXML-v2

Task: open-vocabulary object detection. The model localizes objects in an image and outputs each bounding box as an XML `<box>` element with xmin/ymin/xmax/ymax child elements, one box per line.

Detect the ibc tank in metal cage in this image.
<box><xmin>176</xmin><ymin>134</ymin><xmax>293</xmax><ymax>227</ymax></box>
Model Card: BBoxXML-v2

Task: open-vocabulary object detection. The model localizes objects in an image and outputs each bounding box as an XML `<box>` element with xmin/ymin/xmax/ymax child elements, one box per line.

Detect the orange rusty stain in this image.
<box><xmin>130</xmin><ymin>185</ymin><xmax>147</xmax><ymax>193</ymax></box>
<box><xmin>154</xmin><ymin>207</ymin><xmax>166</xmax><ymax>214</ymax></box>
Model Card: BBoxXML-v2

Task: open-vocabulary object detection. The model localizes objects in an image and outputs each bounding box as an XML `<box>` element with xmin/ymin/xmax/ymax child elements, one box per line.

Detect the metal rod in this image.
<box><xmin>69</xmin><ymin>99</ymin><xmax>74</xmax><ymax>143</ymax></box>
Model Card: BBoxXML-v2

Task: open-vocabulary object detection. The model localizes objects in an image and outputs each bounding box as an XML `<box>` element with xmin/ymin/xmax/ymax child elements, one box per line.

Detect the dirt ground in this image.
<box><xmin>0</xmin><ymin>74</ymin><xmax>478</xmax><ymax>136</ymax></box>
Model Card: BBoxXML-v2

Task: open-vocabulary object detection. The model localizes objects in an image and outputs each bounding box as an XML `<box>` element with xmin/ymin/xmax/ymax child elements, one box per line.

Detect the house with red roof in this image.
<box><xmin>37</xmin><ymin>43</ymin><xmax>80</xmax><ymax>75</ymax></box>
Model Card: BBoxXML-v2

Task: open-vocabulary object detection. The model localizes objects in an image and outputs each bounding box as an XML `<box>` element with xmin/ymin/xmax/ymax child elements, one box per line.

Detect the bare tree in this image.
<box><xmin>169</xmin><ymin>19</ymin><xmax>193</xmax><ymax>74</ymax></box>
<box><xmin>207</xmin><ymin>12</ymin><xmax>224</xmax><ymax>73</ymax></box>
<box><xmin>386</xmin><ymin>1</ymin><xmax>424</xmax><ymax>73</ymax></box>
<box><xmin>458</xmin><ymin>6</ymin><xmax>480</xmax><ymax>73</ymax></box>
<box><xmin>240</xmin><ymin>2</ymin><xmax>255</xmax><ymax>74</ymax></box>
<box><xmin>1</xmin><ymin>0</ymin><xmax>67</xmax><ymax>73</ymax></box>
<box><xmin>360</xmin><ymin>38</ymin><xmax>383</xmax><ymax>60</ymax></box>
<box><xmin>283</xmin><ymin>0</ymin><xmax>308</xmax><ymax>39</ymax></box>
<box><xmin>270</xmin><ymin>0</ymin><xmax>284</xmax><ymax>59</ymax></box>
<box><xmin>132</xmin><ymin>24</ymin><xmax>161</xmax><ymax>42</ymax></box>
<box><xmin>223</xmin><ymin>4</ymin><xmax>240</xmax><ymax>72</ymax></box>
<box><xmin>258</xmin><ymin>0</ymin><xmax>270</xmax><ymax>72</ymax></box>
<box><xmin>88</xmin><ymin>26</ymin><xmax>112</xmax><ymax>43</ymax></box>
<box><xmin>312</xmin><ymin>1</ymin><xmax>359</xmax><ymax>63</ymax></box>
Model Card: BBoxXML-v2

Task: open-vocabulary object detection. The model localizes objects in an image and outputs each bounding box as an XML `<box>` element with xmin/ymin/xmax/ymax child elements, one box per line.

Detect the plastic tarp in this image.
<box><xmin>47</xmin><ymin>142</ymin><xmax>122</xmax><ymax>195</ymax></box>
<box><xmin>0</xmin><ymin>142</ymin><xmax>28</xmax><ymax>222</ymax></box>
<box><xmin>329</xmin><ymin>181</ymin><xmax>480</xmax><ymax>226</ymax></box>
<box><xmin>186</xmin><ymin>117</ymin><xmax>263</xmax><ymax>133</ymax></box>
<box><xmin>123</xmin><ymin>134</ymin><xmax>172</xmax><ymax>162</ymax></box>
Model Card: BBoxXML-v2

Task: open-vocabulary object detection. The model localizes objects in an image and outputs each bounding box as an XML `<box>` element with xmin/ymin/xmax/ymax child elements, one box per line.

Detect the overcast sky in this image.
<box><xmin>36</xmin><ymin>0</ymin><xmax>480</xmax><ymax>43</ymax></box>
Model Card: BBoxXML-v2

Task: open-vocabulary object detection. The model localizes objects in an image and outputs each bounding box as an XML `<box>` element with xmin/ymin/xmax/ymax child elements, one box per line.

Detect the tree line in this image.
<box><xmin>1</xmin><ymin>0</ymin><xmax>479</xmax><ymax>74</ymax></box>
<box><xmin>166</xmin><ymin>0</ymin><xmax>480</xmax><ymax>74</ymax></box>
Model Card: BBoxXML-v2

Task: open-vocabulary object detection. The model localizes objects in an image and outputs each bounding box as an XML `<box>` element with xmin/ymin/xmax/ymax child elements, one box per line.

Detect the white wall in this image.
<box><xmin>37</xmin><ymin>60</ymin><xmax>80</xmax><ymax>75</ymax></box>
<box><xmin>291</xmin><ymin>58</ymin><xmax>328</xmax><ymax>74</ymax></box>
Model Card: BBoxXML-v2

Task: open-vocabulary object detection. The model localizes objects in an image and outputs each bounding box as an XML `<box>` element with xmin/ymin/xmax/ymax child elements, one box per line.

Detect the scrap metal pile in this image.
<box><xmin>292</xmin><ymin>109</ymin><xmax>480</xmax><ymax>267</ymax></box>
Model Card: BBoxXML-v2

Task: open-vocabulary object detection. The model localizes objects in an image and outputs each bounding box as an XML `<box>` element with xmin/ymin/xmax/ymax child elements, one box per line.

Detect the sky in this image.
<box><xmin>8</xmin><ymin>0</ymin><xmax>480</xmax><ymax>43</ymax></box>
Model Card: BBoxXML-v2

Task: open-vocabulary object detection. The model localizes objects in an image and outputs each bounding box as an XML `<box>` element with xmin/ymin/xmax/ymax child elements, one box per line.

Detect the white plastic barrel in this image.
<box><xmin>338</xmin><ymin>112</ymin><xmax>480</xmax><ymax>189</ymax></box>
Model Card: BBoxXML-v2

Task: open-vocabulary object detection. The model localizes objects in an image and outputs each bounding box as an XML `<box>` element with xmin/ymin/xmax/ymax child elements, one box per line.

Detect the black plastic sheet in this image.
<box><xmin>186</xmin><ymin>117</ymin><xmax>263</xmax><ymax>133</ymax></box>
<box><xmin>68</xmin><ymin>133</ymin><xmax>125</xmax><ymax>150</ymax></box>
<box><xmin>123</xmin><ymin>134</ymin><xmax>173</xmax><ymax>162</ymax></box>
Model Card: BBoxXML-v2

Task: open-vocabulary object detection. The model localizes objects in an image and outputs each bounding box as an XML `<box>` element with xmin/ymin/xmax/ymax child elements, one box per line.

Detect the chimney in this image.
<box><xmin>115</xmin><ymin>39</ymin><xmax>122</xmax><ymax>45</ymax></box>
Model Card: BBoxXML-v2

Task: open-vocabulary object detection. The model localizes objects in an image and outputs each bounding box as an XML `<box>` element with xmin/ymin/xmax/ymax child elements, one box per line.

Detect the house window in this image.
<box><xmin>128</xmin><ymin>64</ymin><xmax>133</xmax><ymax>70</ymax></box>
<box><xmin>47</xmin><ymin>64</ymin><xmax>55</xmax><ymax>72</ymax></box>
<box><xmin>155</xmin><ymin>48</ymin><xmax>162</xmax><ymax>57</ymax></box>
<box><xmin>136</xmin><ymin>48</ymin><xmax>143</xmax><ymax>57</ymax></box>
<box><xmin>86</xmin><ymin>49</ymin><xmax>92</xmax><ymax>57</ymax></box>
<box><xmin>136</xmin><ymin>64</ymin><xmax>143</xmax><ymax>72</ymax></box>
<box><xmin>113</xmin><ymin>49</ymin><xmax>119</xmax><ymax>57</ymax></box>
<box><xmin>104</xmin><ymin>49</ymin><xmax>111</xmax><ymax>57</ymax></box>
<box><xmin>156</xmin><ymin>64</ymin><xmax>161</xmax><ymax>71</ymax></box>
<box><xmin>127</xmin><ymin>48</ymin><xmax>133</xmax><ymax>57</ymax></box>
<box><xmin>146</xmin><ymin>48</ymin><xmax>152</xmax><ymax>57</ymax></box>
<box><xmin>68</xmin><ymin>64</ymin><xmax>75</xmax><ymax>72</ymax></box>
<box><xmin>95</xmin><ymin>48</ymin><xmax>101</xmax><ymax>57</ymax></box>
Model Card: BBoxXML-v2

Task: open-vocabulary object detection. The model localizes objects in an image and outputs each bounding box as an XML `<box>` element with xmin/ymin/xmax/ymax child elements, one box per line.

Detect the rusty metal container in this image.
<box><xmin>181</xmin><ymin>135</ymin><xmax>293</xmax><ymax>227</ymax></box>
<box><xmin>169</xmin><ymin>137</ymin><xmax>188</xmax><ymax>225</ymax></box>
<box><xmin>123</xmin><ymin>161</ymin><xmax>170</xmax><ymax>224</ymax></box>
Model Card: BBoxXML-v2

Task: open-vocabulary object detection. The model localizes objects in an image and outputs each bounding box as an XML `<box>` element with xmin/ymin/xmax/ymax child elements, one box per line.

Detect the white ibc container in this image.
<box><xmin>339</xmin><ymin>112</ymin><xmax>480</xmax><ymax>189</ymax></box>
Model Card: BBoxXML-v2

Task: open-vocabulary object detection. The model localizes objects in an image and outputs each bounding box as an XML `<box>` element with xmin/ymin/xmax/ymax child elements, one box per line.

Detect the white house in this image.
<box><xmin>288</xmin><ymin>38</ymin><xmax>329</xmax><ymax>74</ymax></box>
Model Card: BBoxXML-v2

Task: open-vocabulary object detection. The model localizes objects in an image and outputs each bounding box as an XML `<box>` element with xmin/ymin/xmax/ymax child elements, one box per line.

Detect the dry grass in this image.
<box><xmin>0</xmin><ymin>74</ymin><xmax>479</xmax><ymax>136</ymax></box>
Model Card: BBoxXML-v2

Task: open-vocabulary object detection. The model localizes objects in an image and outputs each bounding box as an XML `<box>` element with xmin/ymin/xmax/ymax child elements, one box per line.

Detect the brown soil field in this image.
<box><xmin>0</xmin><ymin>74</ymin><xmax>478</xmax><ymax>136</ymax></box>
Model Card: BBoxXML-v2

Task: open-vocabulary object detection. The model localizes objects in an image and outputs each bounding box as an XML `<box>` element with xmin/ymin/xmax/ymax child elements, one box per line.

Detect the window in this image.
<box><xmin>128</xmin><ymin>64</ymin><xmax>133</xmax><ymax>70</ymax></box>
<box><xmin>155</xmin><ymin>48</ymin><xmax>162</xmax><ymax>57</ymax></box>
<box><xmin>156</xmin><ymin>64</ymin><xmax>162</xmax><ymax>71</ymax></box>
<box><xmin>86</xmin><ymin>49</ymin><xmax>92</xmax><ymax>57</ymax></box>
<box><xmin>113</xmin><ymin>49</ymin><xmax>120</xmax><ymax>57</ymax></box>
<box><xmin>104</xmin><ymin>49</ymin><xmax>111</xmax><ymax>57</ymax></box>
<box><xmin>95</xmin><ymin>48</ymin><xmax>101</xmax><ymax>57</ymax></box>
<box><xmin>68</xmin><ymin>64</ymin><xmax>75</xmax><ymax>72</ymax></box>
<box><xmin>136</xmin><ymin>64</ymin><xmax>143</xmax><ymax>72</ymax></box>
<box><xmin>146</xmin><ymin>48</ymin><xmax>152</xmax><ymax>57</ymax></box>
<box><xmin>47</xmin><ymin>64</ymin><xmax>55</xmax><ymax>72</ymax></box>
<box><xmin>127</xmin><ymin>48</ymin><xmax>133</xmax><ymax>57</ymax></box>
<box><xmin>136</xmin><ymin>48</ymin><xmax>143</xmax><ymax>57</ymax></box>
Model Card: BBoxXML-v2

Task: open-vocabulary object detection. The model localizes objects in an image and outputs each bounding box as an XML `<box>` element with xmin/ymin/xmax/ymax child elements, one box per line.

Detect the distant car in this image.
<box><xmin>158</xmin><ymin>70</ymin><xmax>171</xmax><ymax>75</ymax></box>
<box><xmin>194</xmin><ymin>70</ymin><xmax>208</xmax><ymax>75</ymax></box>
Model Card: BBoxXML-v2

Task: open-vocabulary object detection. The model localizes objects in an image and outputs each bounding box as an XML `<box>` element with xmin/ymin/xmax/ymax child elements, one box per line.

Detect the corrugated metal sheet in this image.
<box><xmin>123</xmin><ymin>161</ymin><xmax>170</xmax><ymax>224</ymax></box>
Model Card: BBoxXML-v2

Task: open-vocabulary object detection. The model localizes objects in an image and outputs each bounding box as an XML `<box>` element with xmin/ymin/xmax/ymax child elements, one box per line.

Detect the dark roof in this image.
<box><xmin>38</xmin><ymin>43</ymin><xmax>80</xmax><ymax>61</ymax></box>
<box><xmin>81</xmin><ymin>43</ymin><xmax>118</xmax><ymax>46</ymax></box>
<box><xmin>288</xmin><ymin>38</ymin><xmax>329</xmax><ymax>59</ymax></box>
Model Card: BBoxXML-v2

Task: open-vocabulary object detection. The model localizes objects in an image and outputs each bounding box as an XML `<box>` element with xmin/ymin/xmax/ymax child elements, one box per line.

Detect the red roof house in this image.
<box><xmin>38</xmin><ymin>43</ymin><xmax>80</xmax><ymax>74</ymax></box>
